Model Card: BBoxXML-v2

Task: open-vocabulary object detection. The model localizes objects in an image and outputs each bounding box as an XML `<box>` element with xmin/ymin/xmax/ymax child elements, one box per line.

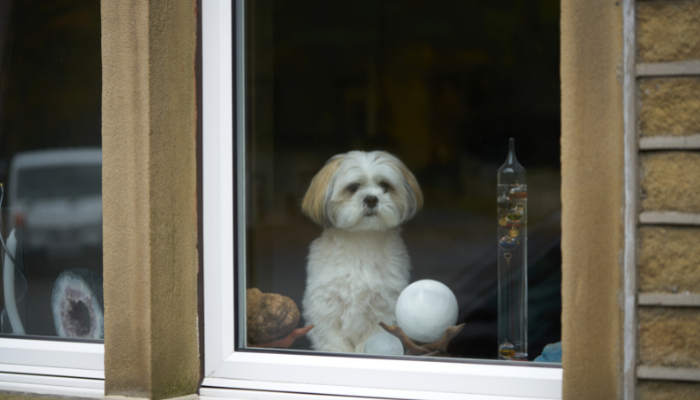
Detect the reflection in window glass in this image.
<box><xmin>18</xmin><ymin>165</ymin><xmax>102</xmax><ymax>201</ymax></box>
<box><xmin>0</xmin><ymin>1</ymin><xmax>102</xmax><ymax>340</ymax></box>
<box><xmin>244</xmin><ymin>0</ymin><xmax>561</xmax><ymax>362</ymax></box>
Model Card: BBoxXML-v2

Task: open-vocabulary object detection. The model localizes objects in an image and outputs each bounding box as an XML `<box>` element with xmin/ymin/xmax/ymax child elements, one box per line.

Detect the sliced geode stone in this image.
<box><xmin>51</xmin><ymin>269</ymin><xmax>104</xmax><ymax>339</ymax></box>
<box><xmin>246</xmin><ymin>288</ymin><xmax>299</xmax><ymax>344</ymax></box>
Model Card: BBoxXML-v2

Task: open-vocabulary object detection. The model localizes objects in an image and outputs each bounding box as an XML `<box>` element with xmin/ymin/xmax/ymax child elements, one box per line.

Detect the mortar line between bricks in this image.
<box><xmin>638</xmin><ymin>293</ymin><xmax>700</xmax><ymax>307</ymax></box>
<box><xmin>639</xmin><ymin>211</ymin><xmax>700</xmax><ymax>225</ymax></box>
<box><xmin>639</xmin><ymin>134</ymin><xmax>700</xmax><ymax>150</ymax></box>
<box><xmin>637</xmin><ymin>366</ymin><xmax>700</xmax><ymax>382</ymax></box>
<box><xmin>637</xmin><ymin>61</ymin><xmax>700</xmax><ymax>77</ymax></box>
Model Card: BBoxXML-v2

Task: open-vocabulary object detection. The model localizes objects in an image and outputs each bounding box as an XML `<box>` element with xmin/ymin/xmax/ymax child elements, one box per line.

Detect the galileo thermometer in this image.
<box><xmin>497</xmin><ymin>138</ymin><xmax>527</xmax><ymax>361</ymax></box>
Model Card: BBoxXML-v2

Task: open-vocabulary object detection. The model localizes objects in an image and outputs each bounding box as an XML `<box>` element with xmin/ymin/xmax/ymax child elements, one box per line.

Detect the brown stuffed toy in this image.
<box><xmin>246</xmin><ymin>288</ymin><xmax>313</xmax><ymax>348</ymax></box>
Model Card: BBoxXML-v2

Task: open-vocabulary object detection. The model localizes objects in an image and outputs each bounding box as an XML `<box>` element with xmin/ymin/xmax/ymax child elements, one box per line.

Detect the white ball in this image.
<box><xmin>363</xmin><ymin>330</ymin><xmax>404</xmax><ymax>355</ymax></box>
<box><xmin>396</xmin><ymin>280</ymin><xmax>459</xmax><ymax>343</ymax></box>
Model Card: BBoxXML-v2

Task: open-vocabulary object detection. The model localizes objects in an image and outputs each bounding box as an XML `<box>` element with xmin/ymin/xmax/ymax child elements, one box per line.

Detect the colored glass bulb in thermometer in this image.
<box><xmin>497</xmin><ymin>138</ymin><xmax>528</xmax><ymax>361</ymax></box>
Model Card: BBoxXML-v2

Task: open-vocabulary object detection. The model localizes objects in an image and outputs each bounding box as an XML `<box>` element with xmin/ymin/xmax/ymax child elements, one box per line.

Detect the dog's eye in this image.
<box><xmin>346</xmin><ymin>183</ymin><xmax>360</xmax><ymax>193</ymax></box>
<box><xmin>379</xmin><ymin>182</ymin><xmax>392</xmax><ymax>192</ymax></box>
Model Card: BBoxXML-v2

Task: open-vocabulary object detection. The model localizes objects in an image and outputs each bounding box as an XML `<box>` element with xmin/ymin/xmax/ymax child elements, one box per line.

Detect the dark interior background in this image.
<box><xmin>0</xmin><ymin>0</ymin><xmax>102</xmax><ymax>338</ymax></box>
<box><xmin>245</xmin><ymin>0</ymin><xmax>561</xmax><ymax>361</ymax></box>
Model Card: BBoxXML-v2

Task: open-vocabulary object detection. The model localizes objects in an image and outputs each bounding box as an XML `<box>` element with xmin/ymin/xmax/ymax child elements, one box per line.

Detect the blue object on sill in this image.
<box><xmin>534</xmin><ymin>342</ymin><xmax>562</xmax><ymax>362</ymax></box>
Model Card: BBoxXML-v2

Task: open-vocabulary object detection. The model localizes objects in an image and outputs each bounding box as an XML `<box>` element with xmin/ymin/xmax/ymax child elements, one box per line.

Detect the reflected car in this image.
<box><xmin>7</xmin><ymin>149</ymin><xmax>102</xmax><ymax>257</ymax></box>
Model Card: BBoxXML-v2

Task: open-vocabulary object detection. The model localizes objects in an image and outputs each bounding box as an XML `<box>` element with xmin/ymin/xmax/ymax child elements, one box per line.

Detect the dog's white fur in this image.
<box><xmin>301</xmin><ymin>151</ymin><xmax>422</xmax><ymax>353</ymax></box>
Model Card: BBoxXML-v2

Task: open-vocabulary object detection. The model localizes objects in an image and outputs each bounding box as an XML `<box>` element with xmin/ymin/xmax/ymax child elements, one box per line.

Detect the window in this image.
<box><xmin>0</xmin><ymin>0</ymin><xmax>104</xmax><ymax>390</ymax></box>
<box><xmin>202</xmin><ymin>0</ymin><xmax>562</xmax><ymax>398</ymax></box>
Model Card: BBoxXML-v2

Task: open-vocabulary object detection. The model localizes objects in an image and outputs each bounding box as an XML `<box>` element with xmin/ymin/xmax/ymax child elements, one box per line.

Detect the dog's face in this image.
<box><xmin>302</xmin><ymin>151</ymin><xmax>423</xmax><ymax>231</ymax></box>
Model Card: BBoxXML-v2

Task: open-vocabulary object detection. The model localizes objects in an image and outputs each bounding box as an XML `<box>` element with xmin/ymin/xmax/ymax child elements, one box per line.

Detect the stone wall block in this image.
<box><xmin>639</xmin><ymin>78</ymin><xmax>700</xmax><ymax>137</ymax></box>
<box><xmin>638</xmin><ymin>381</ymin><xmax>700</xmax><ymax>400</ymax></box>
<box><xmin>638</xmin><ymin>0</ymin><xmax>700</xmax><ymax>63</ymax></box>
<box><xmin>639</xmin><ymin>226</ymin><xmax>700</xmax><ymax>294</ymax></box>
<box><xmin>639</xmin><ymin>308</ymin><xmax>700</xmax><ymax>368</ymax></box>
<box><xmin>640</xmin><ymin>152</ymin><xmax>700</xmax><ymax>213</ymax></box>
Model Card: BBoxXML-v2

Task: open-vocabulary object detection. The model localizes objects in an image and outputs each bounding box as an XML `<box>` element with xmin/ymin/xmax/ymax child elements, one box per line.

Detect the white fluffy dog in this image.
<box><xmin>301</xmin><ymin>151</ymin><xmax>423</xmax><ymax>353</ymax></box>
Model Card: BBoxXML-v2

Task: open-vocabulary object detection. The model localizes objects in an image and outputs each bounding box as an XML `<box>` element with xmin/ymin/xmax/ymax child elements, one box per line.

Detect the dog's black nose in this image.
<box><xmin>363</xmin><ymin>195</ymin><xmax>378</xmax><ymax>208</ymax></box>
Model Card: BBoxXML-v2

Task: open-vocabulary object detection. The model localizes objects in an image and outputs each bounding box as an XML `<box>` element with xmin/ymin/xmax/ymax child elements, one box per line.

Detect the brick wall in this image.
<box><xmin>635</xmin><ymin>1</ymin><xmax>700</xmax><ymax>398</ymax></box>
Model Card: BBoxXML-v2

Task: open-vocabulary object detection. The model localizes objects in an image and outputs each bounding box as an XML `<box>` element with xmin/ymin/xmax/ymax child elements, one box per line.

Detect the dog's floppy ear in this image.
<box><xmin>398</xmin><ymin>162</ymin><xmax>423</xmax><ymax>220</ymax></box>
<box><xmin>302</xmin><ymin>155</ymin><xmax>344</xmax><ymax>227</ymax></box>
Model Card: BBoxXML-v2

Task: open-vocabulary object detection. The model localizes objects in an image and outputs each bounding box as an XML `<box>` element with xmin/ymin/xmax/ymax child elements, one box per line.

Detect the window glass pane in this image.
<box><xmin>243</xmin><ymin>0</ymin><xmax>560</xmax><ymax>363</ymax></box>
<box><xmin>18</xmin><ymin>165</ymin><xmax>102</xmax><ymax>200</ymax></box>
<box><xmin>0</xmin><ymin>0</ymin><xmax>103</xmax><ymax>341</ymax></box>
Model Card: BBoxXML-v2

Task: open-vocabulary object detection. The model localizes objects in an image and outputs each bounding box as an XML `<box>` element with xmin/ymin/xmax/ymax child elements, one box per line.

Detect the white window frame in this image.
<box><xmin>0</xmin><ymin>320</ymin><xmax>104</xmax><ymax>396</ymax></box>
<box><xmin>201</xmin><ymin>1</ymin><xmax>562</xmax><ymax>399</ymax></box>
<box><xmin>0</xmin><ymin>4</ymin><xmax>106</xmax><ymax>392</ymax></box>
